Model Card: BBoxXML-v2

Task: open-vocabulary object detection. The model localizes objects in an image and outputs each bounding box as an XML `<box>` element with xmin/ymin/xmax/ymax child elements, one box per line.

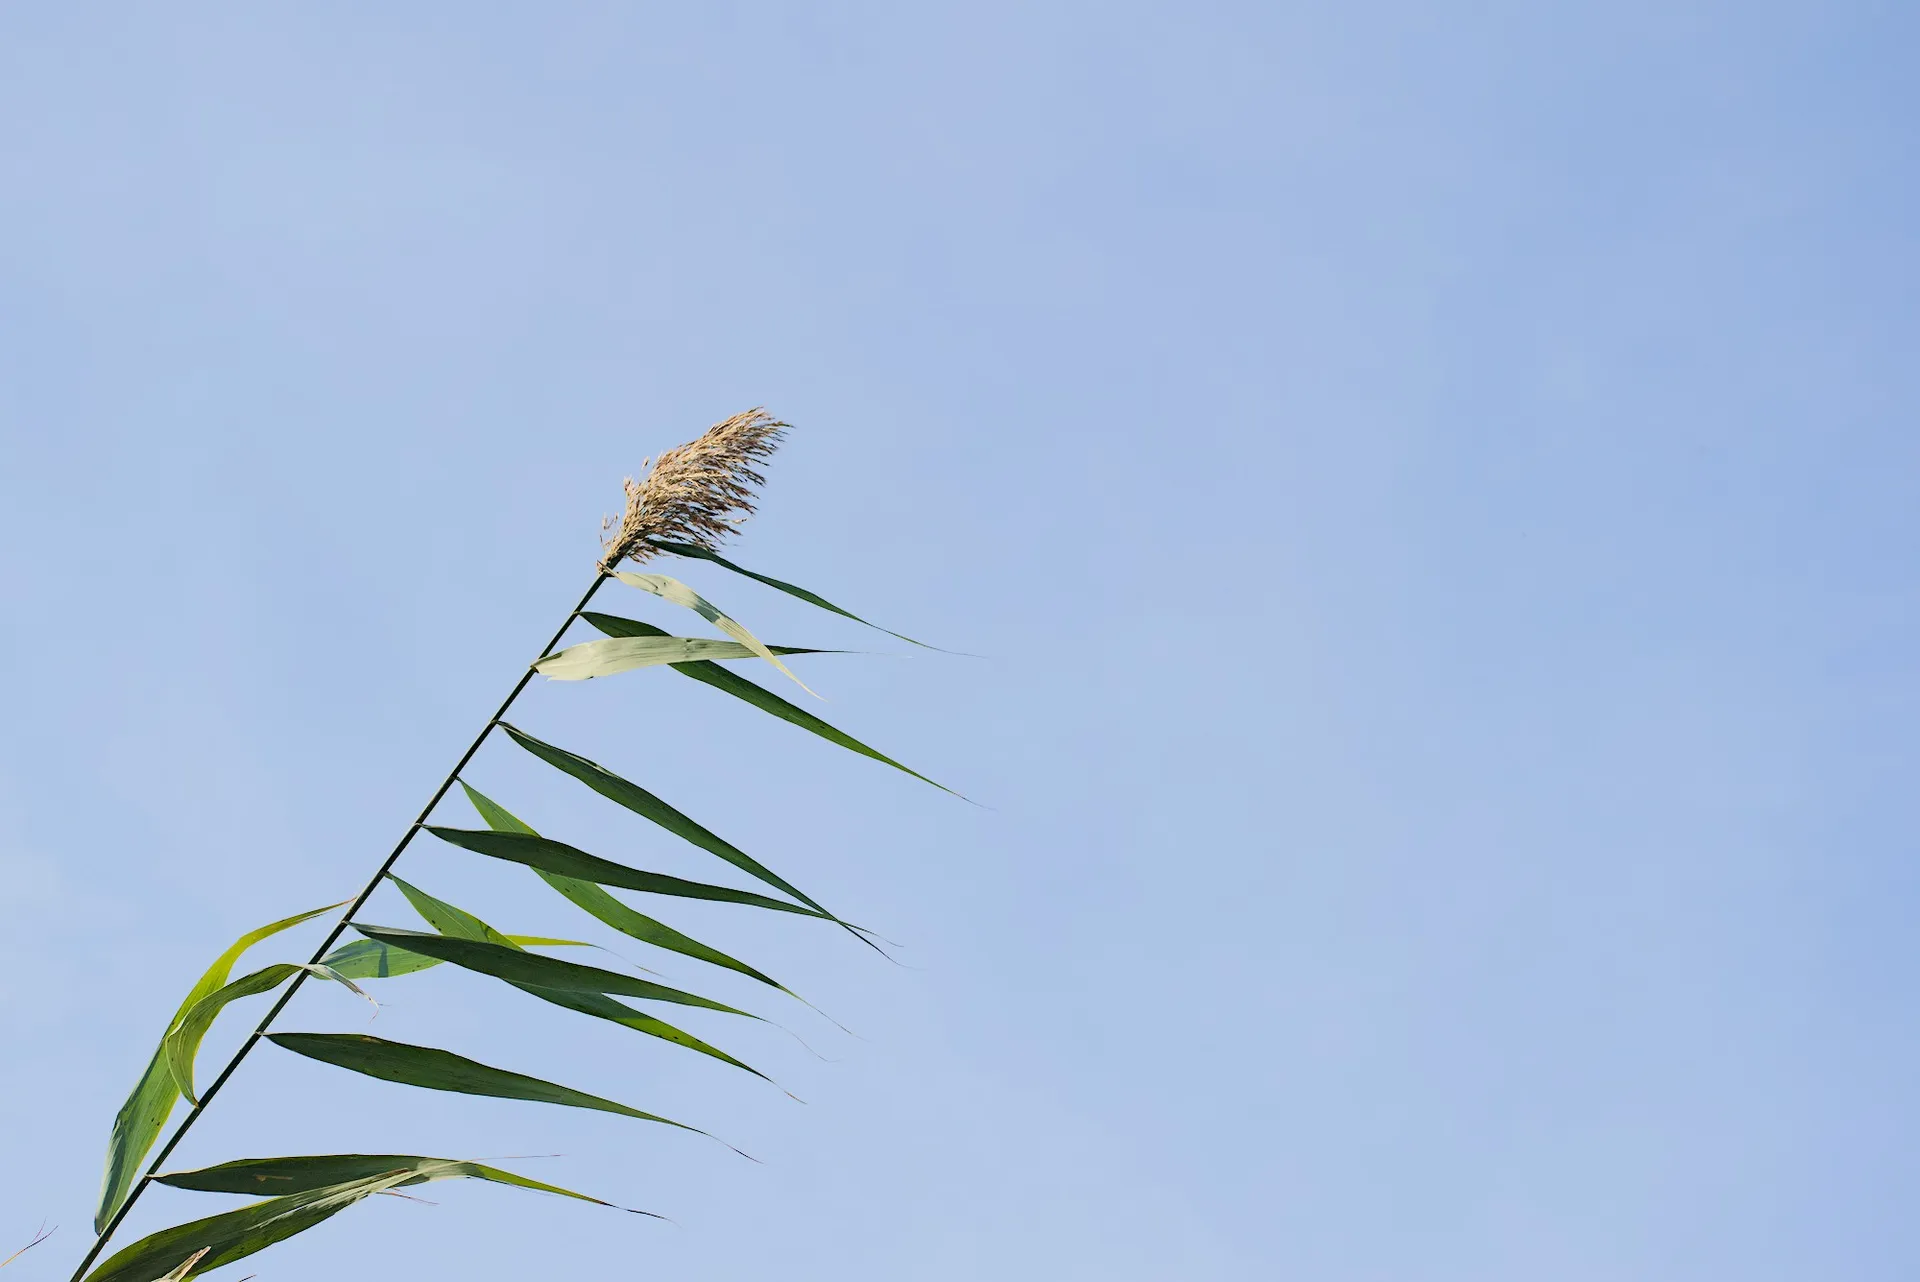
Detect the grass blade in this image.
<box><xmin>89</xmin><ymin>1153</ymin><xmax>644</xmax><ymax>1282</ymax></box>
<box><xmin>265</xmin><ymin>1033</ymin><xmax>710</xmax><ymax>1137</ymax></box>
<box><xmin>82</xmin><ymin>1168</ymin><xmax>419</xmax><ymax>1282</ymax></box>
<box><xmin>95</xmin><ymin>901</ymin><xmax>345</xmax><ymax>1231</ymax></box>
<box><xmin>613</xmin><ymin>570</ymin><xmax>817</xmax><ymax>696</ymax></box>
<box><xmin>375</xmin><ymin>880</ymin><xmax>771</xmax><ymax>1079</ymax></box>
<box><xmin>497</xmin><ymin>725</ymin><xmax>834</xmax><ymax>919</ymax></box>
<box><xmin>353</xmin><ymin>925</ymin><xmax>751</xmax><ymax>1017</ymax></box>
<box><xmin>426</xmin><ymin>826</ymin><xmax>831</xmax><ymax>918</ymax></box>
<box><xmin>644</xmin><ymin>538</ymin><xmax>940</xmax><ymax>649</ymax></box>
<box><xmin>164</xmin><ymin>964</ymin><xmax>370</xmax><ymax>1105</ymax></box>
<box><xmin>318</xmin><ymin>934</ymin><xmax>583</xmax><ymax>981</ymax></box>
<box><xmin>581</xmin><ymin>612</ymin><xmax>956</xmax><ymax>795</ymax></box>
<box><xmin>385</xmin><ymin>874</ymin><xmax>513</xmax><ymax>946</ymax></box>
<box><xmin>96</xmin><ymin>1052</ymin><xmax>176</xmax><ymax>1239</ymax></box>
<box><xmin>154</xmin><ymin>1154</ymin><xmax>648</xmax><ymax>1214</ymax></box>
<box><xmin>461</xmin><ymin>783</ymin><xmax>795</xmax><ymax>993</ymax></box>
<box><xmin>534</xmin><ymin>635</ymin><xmax>830</xmax><ymax>682</ymax></box>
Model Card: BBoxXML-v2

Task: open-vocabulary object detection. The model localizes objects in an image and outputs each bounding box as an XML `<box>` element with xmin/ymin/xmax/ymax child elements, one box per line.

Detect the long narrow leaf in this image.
<box><xmin>535</xmin><ymin>635</ymin><xmax>830</xmax><ymax>682</ymax></box>
<box><xmin>354</xmin><ymin>925</ymin><xmax>752</xmax><ymax>1017</ymax></box>
<box><xmin>88</xmin><ymin>1153</ymin><xmax>638</xmax><ymax>1282</ymax></box>
<box><xmin>426</xmin><ymin>826</ymin><xmax>830</xmax><ymax>919</ymax></box>
<box><xmin>176</xmin><ymin>903</ymin><xmax>346</xmax><ymax>1019</ymax></box>
<box><xmin>645</xmin><ymin>538</ymin><xmax>940</xmax><ymax>649</ymax></box>
<box><xmin>385</xmin><ymin>874</ymin><xmax>513</xmax><ymax>947</ymax></box>
<box><xmin>83</xmin><ymin>1168</ymin><xmax>419</xmax><ymax>1282</ymax></box>
<box><xmin>462</xmin><ymin>783</ymin><xmax>794</xmax><ymax>993</ymax></box>
<box><xmin>95</xmin><ymin>901</ymin><xmax>345</xmax><ymax>1231</ymax></box>
<box><xmin>613</xmin><ymin>570</ymin><xmax>816</xmax><ymax>696</ymax></box>
<box><xmin>266</xmin><ymin>1033</ymin><xmax>710</xmax><ymax>1137</ymax></box>
<box><xmin>546</xmin><ymin>874</ymin><xmax>791</xmax><ymax>983</ymax></box>
<box><xmin>95</xmin><ymin>1051</ymin><xmax>175</xmax><ymax>1237</ymax></box>
<box><xmin>319</xmin><ymin>934</ymin><xmax>583</xmax><ymax>981</ymax></box>
<box><xmin>581</xmin><ymin>612</ymin><xmax>954</xmax><ymax>794</ymax></box>
<box><xmin>378</xmin><ymin>879</ymin><xmax>769</xmax><ymax>1079</ymax></box>
<box><xmin>165</xmin><ymin>963</ymin><xmax>369</xmax><ymax>1104</ymax></box>
<box><xmin>525</xmin><ymin>984</ymin><xmax>770</xmax><ymax>1080</ymax></box>
<box><xmin>154</xmin><ymin>1154</ymin><xmax>645</xmax><ymax>1213</ymax></box>
<box><xmin>497</xmin><ymin>725</ymin><xmax>833</xmax><ymax>919</ymax></box>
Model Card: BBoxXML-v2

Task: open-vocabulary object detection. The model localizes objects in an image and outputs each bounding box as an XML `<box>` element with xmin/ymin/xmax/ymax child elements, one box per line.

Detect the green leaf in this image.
<box><xmin>94</xmin><ymin>1050</ymin><xmax>176</xmax><ymax>1237</ymax></box>
<box><xmin>462</xmin><ymin>783</ymin><xmax>794</xmax><ymax>994</ymax></box>
<box><xmin>164</xmin><ymin>963</ymin><xmax>370</xmax><ymax>1105</ymax></box>
<box><xmin>154</xmin><ymin>1153</ymin><xmax>646</xmax><ymax>1214</ymax></box>
<box><xmin>173</xmin><ymin>902</ymin><xmax>346</xmax><ymax>1022</ymax></box>
<box><xmin>461</xmin><ymin>779</ymin><xmax>548</xmax><ymax>837</ymax></box>
<box><xmin>535</xmin><ymin>635</ymin><xmax>830</xmax><ymax>682</ymax></box>
<box><xmin>386</xmin><ymin>874</ymin><xmax>513</xmax><ymax>946</ymax></box>
<box><xmin>318</xmin><ymin>934</ymin><xmax>584</xmax><ymax>981</ymax></box>
<box><xmin>497</xmin><ymin>725</ymin><xmax>834</xmax><ymax>920</ymax></box>
<box><xmin>645</xmin><ymin>538</ymin><xmax>940</xmax><ymax>649</ymax></box>
<box><xmin>544</xmin><ymin>873</ymin><xmax>793</xmax><ymax>990</ymax></box>
<box><xmin>88</xmin><ymin>1154</ymin><xmax>639</xmax><ymax>1282</ymax></box>
<box><xmin>580</xmin><ymin>611</ymin><xmax>956</xmax><ymax>795</ymax></box>
<box><xmin>375</xmin><ymin>880</ymin><xmax>770</xmax><ymax>1080</ymax></box>
<box><xmin>266</xmin><ymin>1033</ymin><xmax>712</xmax><ymax>1138</ymax></box>
<box><xmin>316</xmin><ymin>937</ymin><xmax>443</xmax><ymax>980</ymax></box>
<box><xmin>95</xmin><ymin>900</ymin><xmax>345</xmax><ymax>1232</ymax></box>
<box><xmin>427</xmin><ymin>825</ymin><xmax>831</xmax><ymax>919</ymax></box>
<box><xmin>526</xmin><ymin>984</ymin><xmax>770</xmax><ymax>1080</ymax></box>
<box><xmin>354</xmin><ymin>925</ymin><xmax>752</xmax><ymax>1017</ymax></box>
<box><xmin>613</xmin><ymin>570</ymin><xmax>816</xmax><ymax>696</ymax></box>
<box><xmin>82</xmin><ymin>1167</ymin><xmax>422</xmax><ymax>1282</ymax></box>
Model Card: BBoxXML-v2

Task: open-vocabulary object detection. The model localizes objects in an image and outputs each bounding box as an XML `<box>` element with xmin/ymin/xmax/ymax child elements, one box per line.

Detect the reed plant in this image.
<box><xmin>49</xmin><ymin>411</ymin><xmax>948</xmax><ymax>1281</ymax></box>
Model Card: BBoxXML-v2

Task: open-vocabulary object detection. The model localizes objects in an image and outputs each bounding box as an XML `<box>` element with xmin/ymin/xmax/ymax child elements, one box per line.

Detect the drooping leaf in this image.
<box><xmin>318</xmin><ymin>934</ymin><xmax>584</xmax><ymax>981</ymax></box>
<box><xmin>88</xmin><ymin>1154</ymin><xmax>638</xmax><ymax>1282</ymax></box>
<box><xmin>165</xmin><ymin>963</ymin><xmax>370</xmax><ymax>1104</ymax></box>
<box><xmin>613</xmin><ymin>570</ymin><xmax>816</xmax><ymax>696</ymax></box>
<box><xmin>175</xmin><ymin>903</ymin><xmax>347</xmax><ymax>1023</ymax></box>
<box><xmin>376</xmin><ymin>880</ymin><xmax>769</xmax><ymax>1079</ymax></box>
<box><xmin>319</xmin><ymin>937</ymin><xmax>442</xmax><ymax>980</ymax></box>
<box><xmin>526</xmin><ymin>984</ymin><xmax>770</xmax><ymax>1079</ymax></box>
<box><xmin>645</xmin><ymin>538</ymin><xmax>940</xmax><ymax>649</ymax></box>
<box><xmin>154</xmin><ymin>1153</ymin><xmax>645</xmax><ymax>1213</ymax></box>
<box><xmin>580</xmin><ymin>612</ymin><xmax>955</xmax><ymax>794</ymax></box>
<box><xmin>426</xmin><ymin>826</ymin><xmax>830</xmax><ymax>919</ymax></box>
<box><xmin>462</xmin><ymin>783</ymin><xmax>795</xmax><ymax>993</ymax></box>
<box><xmin>83</xmin><ymin>1167</ymin><xmax>421</xmax><ymax>1282</ymax></box>
<box><xmin>95</xmin><ymin>901</ymin><xmax>345</xmax><ymax>1232</ymax></box>
<box><xmin>542</xmin><ymin>872</ymin><xmax>793</xmax><ymax>991</ymax></box>
<box><xmin>266</xmin><ymin>1033</ymin><xmax>710</xmax><ymax>1137</ymax></box>
<box><xmin>354</xmin><ymin>925</ymin><xmax>752</xmax><ymax>1017</ymax></box>
<box><xmin>535</xmin><ymin>635</ymin><xmax>830</xmax><ymax>682</ymax></box>
<box><xmin>96</xmin><ymin>1051</ymin><xmax>176</xmax><ymax>1238</ymax></box>
<box><xmin>385</xmin><ymin>874</ymin><xmax>514</xmax><ymax>947</ymax></box>
<box><xmin>497</xmin><ymin>725</ymin><xmax>833</xmax><ymax>919</ymax></box>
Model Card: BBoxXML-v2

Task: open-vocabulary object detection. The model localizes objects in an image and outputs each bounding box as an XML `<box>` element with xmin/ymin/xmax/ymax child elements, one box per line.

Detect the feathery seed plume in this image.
<box><xmin>600</xmin><ymin>408</ymin><xmax>787</xmax><ymax>570</ymax></box>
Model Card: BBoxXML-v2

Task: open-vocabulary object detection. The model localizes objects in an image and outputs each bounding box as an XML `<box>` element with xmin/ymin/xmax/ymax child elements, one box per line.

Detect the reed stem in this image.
<box><xmin>69</xmin><ymin>572</ymin><xmax>609</xmax><ymax>1282</ymax></box>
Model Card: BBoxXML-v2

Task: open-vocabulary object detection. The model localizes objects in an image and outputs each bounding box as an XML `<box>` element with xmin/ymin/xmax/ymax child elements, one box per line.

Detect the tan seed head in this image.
<box><xmin>599</xmin><ymin>408</ymin><xmax>788</xmax><ymax>570</ymax></box>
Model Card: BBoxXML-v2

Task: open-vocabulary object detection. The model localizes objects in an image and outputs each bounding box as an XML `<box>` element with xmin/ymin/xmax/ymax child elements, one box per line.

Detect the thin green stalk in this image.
<box><xmin>69</xmin><ymin>572</ymin><xmax>609</xmax><ymax>1282</ymax></box>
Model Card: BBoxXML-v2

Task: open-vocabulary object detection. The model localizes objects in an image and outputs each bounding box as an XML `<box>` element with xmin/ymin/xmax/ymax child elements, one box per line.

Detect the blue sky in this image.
<box><xmin>2</xmin><ymin>4</ymin><xmax>1916</xmax><ymax>1279</ymax></box>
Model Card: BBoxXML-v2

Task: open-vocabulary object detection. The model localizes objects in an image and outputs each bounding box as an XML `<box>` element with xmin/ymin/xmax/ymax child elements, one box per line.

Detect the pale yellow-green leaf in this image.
<box><xmin>614</xmin><ymin>571</ymin><xmax>818</xmax><ymax>696</ymax></box>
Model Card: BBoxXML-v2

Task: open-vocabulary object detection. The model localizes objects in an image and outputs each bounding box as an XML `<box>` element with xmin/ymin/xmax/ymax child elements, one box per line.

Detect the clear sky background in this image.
<box><xmin>1</xmin><ymin>4</ymin><xmax>1916</xmax><ymax>1280</ymax></box>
